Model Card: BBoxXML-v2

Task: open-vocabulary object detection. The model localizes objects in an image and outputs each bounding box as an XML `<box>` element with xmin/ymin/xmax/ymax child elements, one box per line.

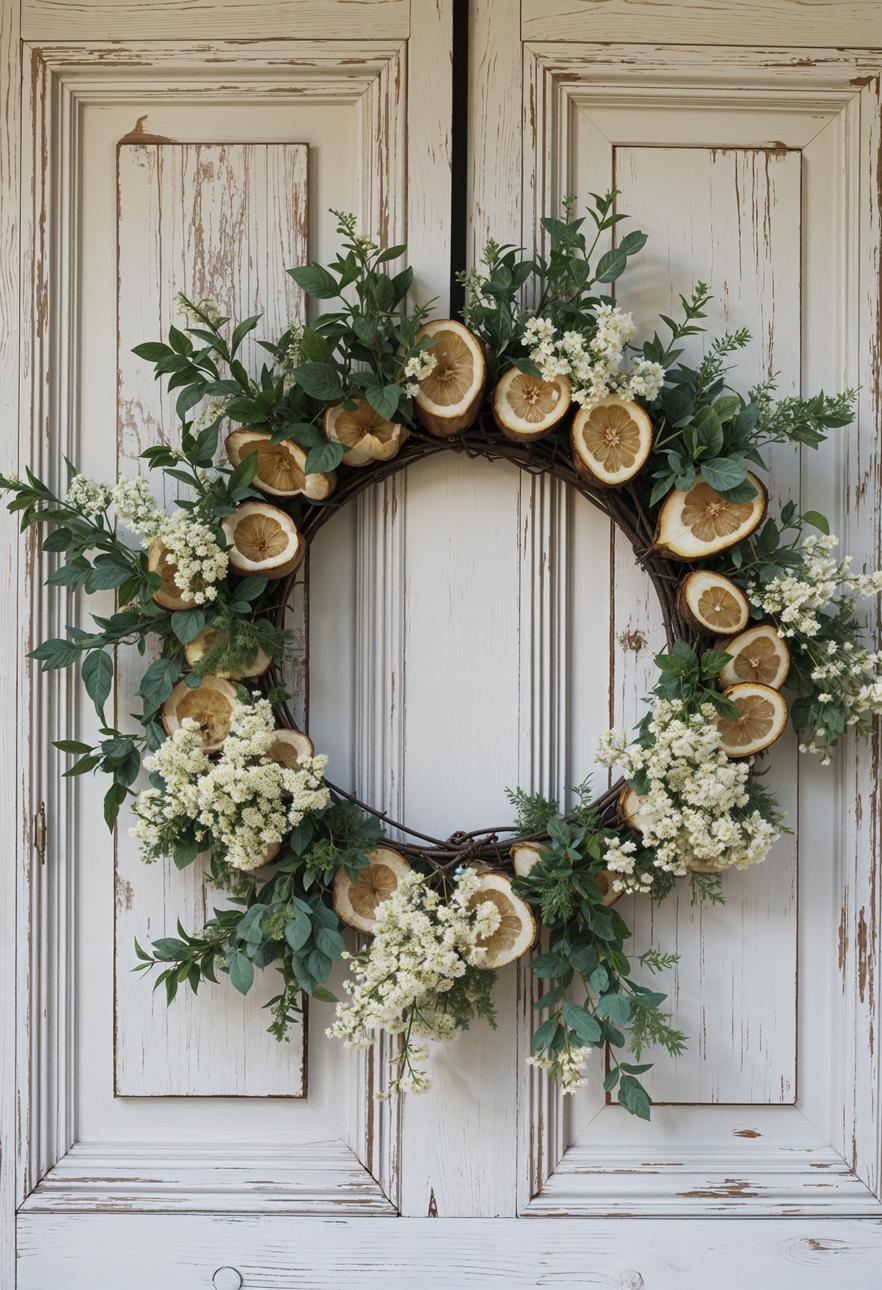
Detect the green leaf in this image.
<box><xmin>85</xmin><ymin>556</ymin><xmax>133</xmax><ymax>592</ymax></box>
<box><xmin>305</xmin><ymin>441</ymin><xmax>346</xmax><ymax>475</ymax></box>
<box><xmin>103</xmin><ymin>780</ymin><xmax>128</xmax><ymax>831</ymax></box>
<box><xmin>588</xmin><ymin>965</ymin><xmax>609</xmax><ymax>993</ymax></box>
<box><xmin>700</xmin><ymin>456</ymin><xmax>748</xmax><ymax>492</ymax></box>
<box><xmin>233</xmin><ymin>576</ymin><xmax>268</xmax><ymax>603</ymax></box>
<box><xmin>801</xmin><ymin>509</ymin><xmax>830</xmax><ymax>535</ymax></box>
<box><xmin>619</xmin><ymin>229</ymin><xmax>648</xmax><ymax>257</ymax></box>
<box><xmin>603</xmin><ymin>1067</ymin><xmax>621</xmax><ymax>1092</ymax></box>
<box><xmin>597</xmin><ymin>992</ymin><xmax>631</xmax><ymax>1024</ymax></box>
<box><xmin>595</xmin><ymin>248</ymin><xmax>627</xmax><ymax>282</ymax></box>
<box><xmin>315</xmin><ymin>925</ymin><xmax>346</xmax><ymax>961</ymax></box>
<box><xmin>618</xmin><ymin>1074</ymin><xmax>651</xmax><ymax>1120</ymax></box>
<box><xmin>172</xmin><ymin>837</ymin><xmax>201</xmax><ymax>870</ymax></box>
<box><xmin>230</xmin><ymin>314</ymin><xmax>262</xmax><ymax>356</ymax></box>
<box><xmin>54</xmin><ymin>739</ymin><xmax>92</xmax><ymax>754</ymax></box>
<box><xmin>285</xmin><ymin>910</ymin><xmax>312</xmax><ymax>953</ymax></box>
<box><xmin>170</xmin><ymin>607</ymin><xmax>207</xmax><ymax>645</ymax></box>
<box><xmin>531</xmin><ymin>1017</ymin><xmax>560</xmax><ymax>1052</ymax></box>
<box><xmin>30</xmin><ymin>637</ymin><xmax>83</xmax><ymax>670</ymax></box>
<box><xmin>562</xmin><ymin>1000</ymin><xmax>602</xmax><ymax>1046</ymax></box>
<box><xmin>287</xmin><ymin>264</ymin><xmax>339</xmax><ymax>299</ymax></box>
<box><xmin>312</xmin><ymin>985</ymin><xmax>338</xmax><ymax>1004</ymax></box>
<box><xmin>227</xmin><ymin>949</ymin><xmax>255</xmax><ymax>995</ymax></box>
<box><xmin>294</xmin><ymin>362</ymin><xmax>343</xmax><ymax>402</ymax></box>
<box><xmin>138</xmin><ymin>657</ymin><xmax>181</xmax><ymax>714</ymax></box>
<box><xmin>132</xmin><ymin>341</ymin><xmax>172</xmax><ymax>363</ymax></box>
<box><xmin>82</xmin><ymin>650</ymin><xmax>113</xmax><ymax>720</ymax></box>
<box><xmin>365</xmin><ymin>383</ymin><xmax>401</xmax><ymax>421</ymax></box>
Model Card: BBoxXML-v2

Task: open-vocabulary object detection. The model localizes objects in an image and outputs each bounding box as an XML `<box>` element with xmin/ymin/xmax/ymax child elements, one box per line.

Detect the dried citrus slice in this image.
<box><xmin>716</xmin><ymin>682</ymin><xmax>788</xmax><ymax>757</ymax></box>
<box><xmin>226</xmin><ymin>430</ymin><xmax>336</xmax><ymax>501</ymax></box>
<box><xmin>571</xmin><ymin>397</ymin><xmax>653</xmax><ymax>487</ymax></box>
<box><xmin>466</xmin><ymin>872</ymin><xmax>537</xmax><ymax>968</ymax></box>
<box><xmin>510</xmin><ymin>841</ymin><xmax>548</xmax><ymax>877</ymax></box>
<box><xmin>677</xmin><ymin>569</ymin><xmax>750</xmax><ymax>635</ymax></box>
<box><xmin>492</xmin><ymin>368</ymin><xmax>572</xmax><ymax>441</ymax></box>
<box><xmin>719</xmin><ymin>624</ymin><xmax>791</xmax><ymax>690</ymax></box>
<box><xmin>414</xmin><ymin>319</ymin><xmax>486</xmax><ymax>437</ymax></box>
<box><xmin>267</xmin><ymin>728</ymin><xmax>315</xmax><ymax>769</ymax></box>
<box><xmin>221</xmin><ymin>502</ymin><xmax>305</xmax><ymax>580</ymax></box>
<box><xmin>618</xmin><ymin>785</ymin><xmax>656</xmax><ymax>837</ymax></box>
<box><xmin>147</xmin><ymin>540</ymin><xmax>196</xmax><ymax>612</ymax></box>
<box><xmin>333</xmin><ymin>846</ymin><xmax>412</xmax><ymax>933</ymax></box>
<box><xmin>183</xmin><ymin>627</ymin><xmax>271</xmax><ymax>679</ymax></box>
<box><xmin>324</xmin><ymin>399</ymin><xmax>408</xmax><ymax>467</ymax></box>
<box><xmin>655</xmin><ymin>473</ymin><xmax>767</xmax><ymax>560</ymax></box>
<box><xmin>160</xmin><ymin>674</ymin><xmax>238</xmax><ymax>753</ymax></box>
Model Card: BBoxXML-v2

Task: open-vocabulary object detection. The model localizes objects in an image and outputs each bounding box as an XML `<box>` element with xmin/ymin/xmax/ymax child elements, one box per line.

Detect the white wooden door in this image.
<box><xmin>3</xmin><ymin>2</ymin><xmax>882</xmax><ymax>1286</ymax></box>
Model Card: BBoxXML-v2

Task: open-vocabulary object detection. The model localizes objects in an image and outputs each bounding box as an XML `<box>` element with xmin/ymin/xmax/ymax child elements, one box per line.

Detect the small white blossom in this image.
<box><xmin>175</xmin><ymin>293</ymin><xmax>224</xmax><ymax>327</ymax></box>
<box><xmin>64</xmin><ymin>475</ymin><xmax>112</xmax><ymax>520</ymax></box>
<box><xmin>520</xmin><ymin>307</ymin><xmax>663</xmax><ymax>409</ymax></box>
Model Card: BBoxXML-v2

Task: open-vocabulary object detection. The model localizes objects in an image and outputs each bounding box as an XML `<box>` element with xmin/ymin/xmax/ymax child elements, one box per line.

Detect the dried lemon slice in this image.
<box><xmin>267</xmin><ymin>728</ymin><xmax>315</xmax><ymax>769</ymax></box>
<box><xmin>414</xmin><ymin>320</ymin><xmax>486</xmax><ymax>437</ymax></box>
<box><xmin>719</xmin><ymin>624</ymin><xmax>791</xmax><ymax>690</ymax></box>
<box><xmin>655</xmin><ymin>473</ymin><xmax>767</xmax><ymax>560</ymax></box>
<box><xmin>147</xmin><ymin>540</ymin><xmax>196</xmax><ymax>612</ymax></box>
<box><xmin>221</xmin><ymin>502</ymin><xmax>305</xmax><ymax>580</ymax></box>
<box><xmin>492</xmin><ymin>368</ymin><xmax>572</xmax><ymax>441</ymax></box>
<box><xmin>466</xmin><ymin>872</ymin><xmax>537</xmax><ymax>968</ymax></box>
<box><xmin>716</xmin><ymin>682</ymin><xmax>788</xmax><ymax>757</ymax></box>
<box><xmin>226</xmin><ymin>430</ymin><xmax>336</xmax><ymax>501</ymax></box>
<box><xmin>324</xmin><ymin>399</ymin><xmax>408</xmax><ymax>467</ymax></box>
<box><xmin>161</xmin><ymin>674</ymin><xmax>238</xmax><ymax>753</ymax></box>
<box><xmin>333</xmin><ymin>846</ymin><xmax>413</xmax><ymax>933</ymax></box>
<box><xmin>678</xmin><ymin>569</ymin><xmax>750</xmax><ymax>635</ymax></box>
<box><xmin>618</xmin><ymin>785</ymin><xmax>656</xmax><ymax>837</ymax></box>
<box><xmin>183</xmin><ymin>627</ymin><xmax>271</xmax><ymax>679</ymax></box>
<box><xmin>571</xmin><ymin>397</ymin><xmax>653</xmax><ymax>487</ymax></box>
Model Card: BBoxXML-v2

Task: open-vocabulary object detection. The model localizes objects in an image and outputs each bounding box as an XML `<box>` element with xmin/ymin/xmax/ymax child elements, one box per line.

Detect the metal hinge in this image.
<box><xmin>33</xmin><ymin>800</ymin><xmax>47</xmax><ymax>866</ymax></box>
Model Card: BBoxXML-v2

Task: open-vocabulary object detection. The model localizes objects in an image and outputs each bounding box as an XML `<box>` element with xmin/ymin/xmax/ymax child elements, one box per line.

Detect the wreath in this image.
<box><xmin>5</xmin><ymin>198</ymin><xmax>877</xmax><ymax>1117</ymax></box>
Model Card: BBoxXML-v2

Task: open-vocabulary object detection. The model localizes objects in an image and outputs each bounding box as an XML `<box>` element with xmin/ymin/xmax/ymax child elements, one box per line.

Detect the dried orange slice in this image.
<box><xmin>655</xmin><ymin>472</ymin><xmax>767</xmax><ymax>560</ymax></box>
<box><xmin>267</xmin><ymin>728</ymin><xmax>315</xmax><ymax>769</ymax></box>
<box><xmin>716</xmin><ymin>683</ymin><xmax>788</xmax><ymax>757</ymax></box>
<box><xmin>147</xmin><ymin>540</ymin><xmax>196</xmax><ymax>612</ymax></box>
<box><xmin>183</xmin><ymin>626</ymin><xmax>271</xmax><ymax>679</ymax></box>
<box><xmin>333</xmin><ymin>846</ymin><xmax>412</xmax><ymax>933</ymax></box>
<box><xmin>492</xmin><ymin>368</ymin><xmax>572</xmax><ymax>441</ymax></box>
<box><xmin>678</xmin><ymin>570</ymin><xmax>750</xmax><ymax>635</ymax></box>
<box><xmin>719</xmin><ymin>624</ymin><xmax>790</xmax><ymax>690</ymax></box>
<box><xmin>221</xmin><ymin>502</ymin><xmax>305</xmax><ymax>580</ymax></box>
<box><xmin>324</xmin><ymin>399</ymin><xmax>408</xmax><ymax>467</ymax></box>
<box><xmin>160</xmin><ymin>674</ymin><xmax>238</xmax><ymax>753</ymax></box>
<box><xmin>466</xmin><ymin>872</ymin><xmax>537</xmax><ymax>968</ymax></box>
<box><xmin>414</xmin><ymin>320</ymin><xmax>486</xmax><ymax>437</ymax></box>
<box><xmin>226</xmin><ymin>430</ymin><xmax>336</xmax><ymax>501</ymax></box>
<box><xmin>571</xmin><ymin>397</ymin><xmax>653</xmax><ymax>487</ymax></box>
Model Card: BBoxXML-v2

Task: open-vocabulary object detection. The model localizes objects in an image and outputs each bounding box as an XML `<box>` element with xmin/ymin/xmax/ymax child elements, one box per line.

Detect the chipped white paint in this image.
<box><xmin>115</xmin><ymin>141</ymin><xmax>309</xmax><ymax>1096</ymax></box>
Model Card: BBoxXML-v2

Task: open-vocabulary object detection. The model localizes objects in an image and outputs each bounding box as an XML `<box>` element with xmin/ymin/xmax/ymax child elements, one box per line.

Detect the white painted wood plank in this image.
<box><xmin>17</xmin><ymin>1213</ymin><xmax>882</xmax><ymax>1290</ymax></box>
<box><xmin>115</xmin><ymin>141</ymin><xmax>308</xmax><ymax>1096</ymax></box>
<box><xmin>521</xmin><ymin>2</ymin><xmax>882</xmax><ymax>47</ymax></box>
<box><xmin>22</xmin><ymin>0</ymin><xmax>410</xmax><ymax>41</ymax></box>
<box><xmin>602</xmin><ymin>145</ymin><xmax>802</xmax><ymax>1105</ymax></box>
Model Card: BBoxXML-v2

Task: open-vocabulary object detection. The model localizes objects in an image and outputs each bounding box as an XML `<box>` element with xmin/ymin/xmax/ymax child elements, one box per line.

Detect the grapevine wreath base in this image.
<box><xmin>4</xmin><ymin>199</ymin><xmax>878</xmax><ymax>1113</ymax></box>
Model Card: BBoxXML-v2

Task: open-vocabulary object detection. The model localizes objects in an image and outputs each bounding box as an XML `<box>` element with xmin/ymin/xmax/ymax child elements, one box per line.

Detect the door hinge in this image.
<box><xmin>33</xmin><ymin>800</ymin><xmax>47</xmax><ymax>866</ymax></box>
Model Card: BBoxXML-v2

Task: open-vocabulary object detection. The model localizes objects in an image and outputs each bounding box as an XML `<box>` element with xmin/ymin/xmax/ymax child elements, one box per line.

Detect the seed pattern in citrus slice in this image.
<box><xmin>183</xmin><ymin>627</ymin><xmax>271</xmax><ymax>679</ymax></box>
<box><xmin>226</xmin><ymin>430</ymin><xmax>335</xmax><ymax>500</ymax></box>
<box><xmin>333</xmin><ymin>847</ymin><xmax>413</xmax><ymax>933</ymax></box>
<box><xmin>414</xmin><ymin>320</ymin><xmax>486</xmax><ymax>437</ymax></box>
<box><xmin>655</xmin><ymin>472</ymin><xmax>767</xmax><ymax>560</ymax></box>
<box><xmin>324</xmin><ymin>400</ymin><xmax>408</xmax><ymax>467</ymax></box>
<box><xmin>221</xmin><ymin>501</ymin><xmax>304</xmax><ymax>579</ymax></box>
<box><xmin>147</xmin><ymin>540</ymin><xmax>197</xmax><ymax>611</ymax></box>
<box><xmin>571</xmin><ymin>397</ymin><xmax>653</xmax><ymax>487</ymax></box>
<box><xmin>716</xmin><ymin>682</ymin><xmax>788</xmax><ymax>757</ymax></box>
<box><xmin>677</xmin><ymin>570</ymin><xmax>750</xmax><ymax>635</ymax></box>
<box><xmin>719</xmin><ymin>624</ymin><xmax>791</xmax><ymax>690</ymax></box>
<box><xmin>268</xmin><ymin>728</ymin><xmax>315</xmax><ymax>769</ymax></box>
<box><xmin>466</xmin><ymin>872</ymin><xmax>537</xmax><ymax>968</ymax></box>
<box><xmin>492</xmin><ymin>368</ymin><xmax>572</xmax><ymax>441</ymax></box>
<box><xmin>161</xmin><ymin>674</ymin><xmax>238</xmax><ymax>753</ymax></box>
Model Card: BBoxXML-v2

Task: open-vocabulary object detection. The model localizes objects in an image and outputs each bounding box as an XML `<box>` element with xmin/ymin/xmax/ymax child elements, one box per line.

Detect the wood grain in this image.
<box><xmin>521</xmin><ymin>0</ymin><xmax>882</xmax><ymax>47</ymax></box>
<box><xmin>115</xmin><ymin>141</ymin><xmax>309</xmax><ymax>1097</ymax></box>
<box><xmin>22</xmin><ymin>0</ymin><xmax>410</xmax><ymax>41</ymax></box>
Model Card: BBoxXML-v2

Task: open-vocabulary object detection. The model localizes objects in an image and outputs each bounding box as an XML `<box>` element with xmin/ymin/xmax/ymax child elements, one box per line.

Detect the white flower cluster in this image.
<box><xmin>522</xmin><ymin>309</ymin><xmax>665</xmax><ymax>410</ymax></box>
<box><xmin>402</xmin><ymin>349</ymin><xmax>437</xmax><ymax>398</ymax></box>
<box><xmin>131</xmin><ymin>697</ymin><xmax>330</xmax><ymax>872</ymax></box>
<box><xmin>527</xmin><ymin>1042</ymin><xmax>593</xmax><ymax>1095</ymax></box>
<box><xmin>276</xmin><ymin>321</ymin><xmax>305</xmax><ymax>389</ymax></box>
<box><xmin>64</xmin><ymin>474</ymin><xmax>112</xmax><ymax>520</ymax></box>
<box><xmin>595</xmin><ymin>700</ymin><xmax>779</xmax><ymax>887</ymax></box>
<box><xmin>175</xmin><ymin>292</ymin><xmax>224</xmax><ymax>327</ymax></box>
<box><xmin>799</xmin><ymin>637</ymin><xmax>882</xmax><ymax>763</ymax></box>
<box><xmin>749</xmin><ymin>534</ymin><xmax>882</xmax><ymax>637</ymax></box>
<box><xmin>109</xmin><ymin>476</ymin><xmax>228</xmax><ymax>604</ymax></box>
<box><xmin>192</xmin><ymin>397</ymin><xmax>230</xmax><ymax>432</ymax></box>
<box><xmin>328</xmin><ymin>868</ymin><xmax>500</xmax><ymax>1095</ymax></box>
<box><xmin>353</xmin><ymin>233</ymin><xmax>378</xmax><ymax>256</ymax></box>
